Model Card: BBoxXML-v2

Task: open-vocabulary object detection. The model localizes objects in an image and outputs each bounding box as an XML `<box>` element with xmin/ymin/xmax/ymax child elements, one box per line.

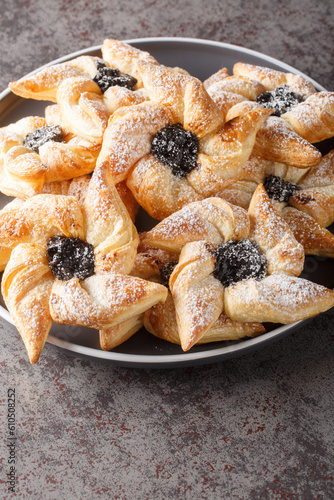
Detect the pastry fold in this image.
<box><xmin>2</xmin><ymin>244</ymin><xmax>54</xmax><ymax>364</ymax></box>
<box><xmin>140</xmin><ymin>185</ymin><xmax>334</xmax><ymax>351</ymax></box>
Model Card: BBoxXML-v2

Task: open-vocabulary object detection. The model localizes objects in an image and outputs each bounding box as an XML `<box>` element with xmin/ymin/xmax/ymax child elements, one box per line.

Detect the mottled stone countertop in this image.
<box><xmin>0</xmin><ymin>1</ymin><xmax>333</xmax><ymax>499</ymax></box>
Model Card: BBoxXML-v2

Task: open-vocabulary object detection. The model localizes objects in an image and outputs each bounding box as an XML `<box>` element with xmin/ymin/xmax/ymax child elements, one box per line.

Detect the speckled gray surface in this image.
<box><xmin>0</xmin><ymin>1</ymin><xmax>334</xmax><ymax>498</ymax></box>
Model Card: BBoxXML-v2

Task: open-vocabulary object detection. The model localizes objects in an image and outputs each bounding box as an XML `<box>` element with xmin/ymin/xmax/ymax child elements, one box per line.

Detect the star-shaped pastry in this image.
<box><xmin>205</xmin><ymin>63</ymin><xmax>331</xmax><ymax>168</ymax></box>
<box><xmin>0</xmin><ymin>164</ymin><xmax>167</xmax><ymax>363</ymax></box>
<box><xmin>8</xmin><ymin>40</ymin><xmax>154</xmax><ymax>144</ymax></box>
<box><xmin>0</xmin><ymin>108</ymin><xmax>100</xmax><ymax>198</ymax></box>
<box><xmin>141</xmin><ymin>185</ymin><xmax>334</xmax><ymax>350</ymax></box>
<box><xmin>97</xmin><ymin>59</ymin><xmax>272</xmax><ymax>220</ymax></box>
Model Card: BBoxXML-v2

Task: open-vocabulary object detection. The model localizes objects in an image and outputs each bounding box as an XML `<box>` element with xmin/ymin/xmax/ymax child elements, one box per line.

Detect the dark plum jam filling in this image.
<box><xmin>159</xmin><ymin>261</ymin><xmax>178</xmax><ymax>289</ymax></box>
<box><xmin>263</xmin><ymin>174</ymin><xmax>300</xmax><ymax>203</ymax></box>
<box><xmin>23</xmin><ymin>125</ymin><xmax>64</xmax><ymax>153</ymax></box>
<box><xmin>47</xmin><ymin>236</ymin><xmax>95</xmax><ymax>281</ymax></box>
<box><xmin>93</xmin><ymin>61</ymin><xmax>137</xmax><ymax>92</ymax></box>
<box><xmin>151</xmin><ymin>123</ymin><xmax>199</xmax><ymax>178</ymax></box>
<box><xmin>256</xmin><ymin>85</ymin><xmax>304</xmax><ymax>116</ymax></box>
<box><xmin>213</xmin><ymin>239</ymin><xmax>267</xmax><ymax>287</ymax></box>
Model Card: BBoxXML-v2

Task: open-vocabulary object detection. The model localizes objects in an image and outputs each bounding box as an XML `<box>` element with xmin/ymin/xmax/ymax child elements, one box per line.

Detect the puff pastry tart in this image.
<box><xmin>0</xmin><ymin>111</ymin><xmax>100</xmax><ymax>198</ymax></box>
<box><xmin>143</xmin><ymin>185</ymin><xmax>334</xmax><ymax>350</ymax></box>
<box><xmin>255</xmin><ymin>151</ymin><xmax>334</xmax><ymax>256</ymax></box>
<box><xmin>97</xmin><ymin>60</ymin><xmax>272</xmax><ymax>220</ymax></box>
<box><xmin>213</xmin><ymin>152</ymin><xmax>334</xmax><ymax>258</ymax></box>
<box><xmin>205</xmin><ymin>65</ymin><xmax>324</xmax><ymax>167</ymax></box>
<box><xmin>9</xmin><ymin>44</ymin><xmax>152</xmax><ymax>143</ymax></box>
<box><xmin>233</xmin><ymin>63</ymin><xmax>334</xmax><ymax>143</ymax></box>
<box><xmin>1</xmin><ymin>164</ymin><xmax>167</xmax><ymax>363</ymax></box>
<box><xmin>133</xmin><ymin>238</ymin><xmax>266</xmax><ymax>347</ymax></box>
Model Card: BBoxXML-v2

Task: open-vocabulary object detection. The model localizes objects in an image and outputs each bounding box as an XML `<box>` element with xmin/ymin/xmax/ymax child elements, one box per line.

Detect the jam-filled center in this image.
<box><xmin>256</xmin><ymin>85</ymin><xmax>304</xmax><ymax>116</ymax></box>
<box><xmin>47</xmin><ymin>236</ymin><xmax>95</xmax><ymax>281</ymax></box>
<box><xmin>93</xmin><ymin>61</ymin><xmax>137</xmax><ymax>92</ymax></box>
<box><xmin>263</xmin><ymin>174</ymin><xmax>300</xmax><ymax>203</ymax></box>
<box><xmin>159</xmin><ymin>261</ymin><xmax>178</xmax><ymax>289</ymax></box>
<box><xmin>23</xmin><ymin>125</ymin><xmax>64</xmax><ymax>153</ymax></box>
<box><xmin>213</xmin><ymin>239</ymin><xmax>267</xmax><ymax>287</ymax></box>
<box><xmin>151</xmin><ymin>123</ymin><xmax>199</xmax><ymax>178</ymax></box>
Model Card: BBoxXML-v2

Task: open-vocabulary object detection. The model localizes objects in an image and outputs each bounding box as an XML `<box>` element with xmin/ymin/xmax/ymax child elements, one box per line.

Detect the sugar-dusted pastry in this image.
<box><xmin>130</xmin><ymin>234</ymin><xmax>180</xmax><ymax>282</ymax></box>
<box><xmin>9</xmin><ymin>43</ymin><xmax>153</xmax><ymax>143</ymax></box>
<box><xmin>9</xmin><ymin>41</ymin><xmax>151</xmax><ymax>101</ymax></box>
<box><xmin>265</xmin><ymin>149</ymin><xmax>334</xmax><ymax>228</ymax></box>
<box><xmin>226</xmin><ymin>102</ymin><xmax>322</xmax><ymax>167</ymax></box>
<box><xmin>43</xmin><ymin>174</ymin><xmax>139</xmax><ymax>222</ymax></box>
<box><xmin>96</xmin><ymin>235</ymin><xmax>180</xmax><ymax>351</ymax></box>
<box><xmin>215</xmin><ymin>152</ymin><xmax>334</xmax><ymax>258</ymax></box>
<box><xmin>127</xmin><ymin>236</ymin><xmax>265</xmax><ymax>346</ymax></box>
<box><xmin>142</xmin><ymin>185</ymin><xmax>334</xmax><ymax>350</ymax></box>
<box><xmin>204</xmin><ymin>64</ymin><xmax>324</xmax><ymax>167</ymax></box>
<box><xmin>282</xmin><ymin>92</ymin><xmax>334</xmax><ymax>143</ymax></box>
<box><xmin>1</xmin><ymin>164</ymin><xmax>167</xmax><ymax>363</ymax></box>
<box><xmin>0</xmin><ymin>112</ymin><xmax>100</xmax><ymax>198</ymax></box>
<box><xmin>233</xmin><ymin>63</ymin><xmax>334</xmax><ymax>143</ymax></box>
<box><xmin>135</xmin><ymin>239</ymin><xmax>266</xmax><ymax>347</ymax></box>
<box><xmin>203</xmin><ymin>67</ymin><xmax>230</xmax><ymax>89</ymax></box>
<box><xmin>97</xmin><ymin>59</ymin><xmax>272</xmax><ymax>220</ymax></box>
<box><xmin>144</xmin><ymin>293</ymin><xmax>266</xmax><ymax>346</ymax></box>
<box><xmin>142</xmin><ymin>196</ymin><xmax>250</xmax><ymax>253</ymax></box>
<box><xmin>101</xmin><ymin>38</ymin><xmax>159</xmax><ymax>88</ymax></box>
<box><xmin>233</xmin><ymin>62</ymin><xmax>317</xmax><ymax>97</ymax></box>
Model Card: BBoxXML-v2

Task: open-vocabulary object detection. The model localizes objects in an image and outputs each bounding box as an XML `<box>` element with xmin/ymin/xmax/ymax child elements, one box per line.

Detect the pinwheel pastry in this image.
<box><xmin>97</xmin><ymin>59</ymin><xmax>272</xmax><ymax>220</ymax></box>
<box><xmin>204</xmin><ymin>64</ymin><xmax>327</xmax><ymax>168</ymax></box>
<box><xmin>0</xmin><ymin>108</ymin><xmax>100</xmax><ymax>198</ymax></box>
<box><xmin>141</xmin><ymin>185</ymin><xmax>334</xmax><ymax>350</ymax></box>
<box><xmin>214</xmin><ymin>151</ymin><xmax>334</xmax><ymax>258</ymax></box>
<box><xmin>233</xmin><ymin>62</ymin><xmax>334</xmax><ymax>144</ymax></box>
<box><xmin>0</xmin><ymin>164</ymin><xmax>167</xmax><ymax>363</ymax></box>
<box><xmin>8</xmin><ymin>40</ymin><xmax>156</xmax><ymax>144</ymax></box>
<box><xmin>133</xmin><ymin>237</ymin><xmax>266</xmax><ymax>347</ymax></box>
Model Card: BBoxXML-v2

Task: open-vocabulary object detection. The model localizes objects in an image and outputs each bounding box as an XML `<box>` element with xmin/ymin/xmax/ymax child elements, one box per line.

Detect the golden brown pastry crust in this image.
<box><xmin>56</xmin><ymin>76</ymin><xmax>147</xmax><ymax>143</ymax></box>
<box><xmin>205</xmin><ymin>64</ymin><xmax>325</xmax><ymax>166</ymax></box>
<box><xmin>82</xmin><ymin>164</ymin><xmax>139</xmax><ymax>275</ymax></box>
<box><xmin>9</xmin><ymin>42</ymin><xmax>152</xmax><ymax>101</ymax></box>
<box><xmin>130</xmin><ymin>236</ymin><xmax>179</xmax><ymax>282</ymax></box>
<box><xmin>282</xmin><ymin>207</ymin><xmax>334</xmax><ymax>258</ymax></box>
<box><xmin>0</xmin><ymin>164</ymin><xmax>168</xmax><ymax>363</ymax></box>
<box><xmin>217</xmin><ymin>151</ymin><xmax>334</xmax><ymax>259</ymax></box>
<box><xmin>99</xmin><ymin>315</ymin><xmax>144</xmax><ymax>351</ymax></box>
<box><xmin>144</xmin><ymin>292</ymin><xmax>265</xmax><ymax>346</ymax></box>
<box><xmin>289</xmin><ymin>149</ymin><xmax>334</xmax><ymax>227</ymax></box>
<box><xmin>203</xmin><ymin>67</ymin><xmax>230</xmax><ymax>89</ymax></box>
<box><xmin>232</xmin><ymin>63</ymin><xmax>334</xmax><ymax>143</ymax></box>
<box><xmin>2</xmin><ymin>243</ymin><xmax>54</xmax><ymax>364</ymax></box>
<box><xmin>136</xmin><ymin>59</ymin><xmax>225</xmax><ymax>137</ymax></box>
<box><xmin>101</xmin><ymin>38</ymin><xmax>158</xmax><ymax>89</ymax></box>
<box><xmin>49</xmin><ymin>273</ymin><xmax>167</xmax><ymax>330</ymax></box>
<box><xmin>207</xmin><ymin>75</ymin><xmax>267</xmax><ymax>101</ymax></box>
<box><xmin>233</xmin><ymin>62</ymin><xmax>317</xmax><ymax>97</ymax></box>
<box><xmin>224</xmin><ymin>273</ymin><xmax>334</xmax><ymax>323</ymax></box>
<box><xmin>225</xmin><ymin>101</ymin><xmax>322</xmax><ymax>168</ymax></box>
<box><xmin>0</xmin><ymin>194</ymin><xmax>85</xmax><ymax>252</ymax></box>
<box><xmin>139</xmin><ymin>185</ymin><xmax>334</xmax><ymax>351</ymax></box>
<box><xmin>0</xmin><ymin>114</ymin><xmax>100</xmax><ymax>198</ymax></box>
<box><xmin>282</xmin><ymin>92</ymin><xmax>334</xmax><ymax>143</ymax></box>
<box><xmin>248</xmin><ymin>184</ymin><xmax>305</xmax><ymax>276</ymax></box>
<box><xmin>97</xmin><ymin>77</ymin><xmax>271</xmax><ymax>219</ymax></box>
<box><xmin>142</xmin><ymin>197</ymin><xmax>250</xmax><ymax>253</ymax></box>
<box><xmin>9</xmin><ymin>47</ymin><xmax>150</xmax><ymax>144</ymax></box>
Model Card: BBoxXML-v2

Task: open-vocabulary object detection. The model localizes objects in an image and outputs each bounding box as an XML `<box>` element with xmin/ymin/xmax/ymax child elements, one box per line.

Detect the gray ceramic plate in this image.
<box><xmin>0</xmin><ymin>37</ymin><xmax>333</xmax><ymax>368</ymax></box>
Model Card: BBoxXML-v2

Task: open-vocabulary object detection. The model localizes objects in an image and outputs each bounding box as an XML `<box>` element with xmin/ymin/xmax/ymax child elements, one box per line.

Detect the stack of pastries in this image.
<box><xmin>1</xmin><ymin>38</ymin><xmax>334</xmax><ymax>363</ymax></box>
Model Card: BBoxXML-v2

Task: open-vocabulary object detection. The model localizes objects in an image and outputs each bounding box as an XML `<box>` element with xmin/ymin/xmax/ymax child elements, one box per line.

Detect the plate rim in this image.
<box><xmin>0</xmin><ymin>36</ymin><xmax>327</xmax><ymax>367</ymax></box>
